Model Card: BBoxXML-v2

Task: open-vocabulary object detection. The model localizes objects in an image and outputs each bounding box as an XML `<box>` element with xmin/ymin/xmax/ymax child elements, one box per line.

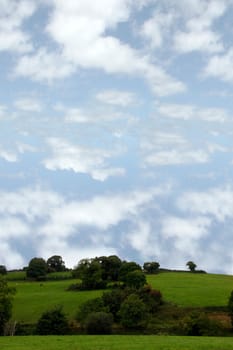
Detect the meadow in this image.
<box><xmin>1</xmin><ymin>335</ymin><xmax>233</xmax><ymax>350</ymax></box>
<box><xmin>9</xmin><ymin>271</ymin><xmax>233</xmax><ymax>323</ymax></box>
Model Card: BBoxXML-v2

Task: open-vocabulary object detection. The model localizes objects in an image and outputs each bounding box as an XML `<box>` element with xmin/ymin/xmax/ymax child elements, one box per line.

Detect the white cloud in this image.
<box><xmin>14</xmin><ymin>0</ymin><xmax>185</xmax><ymax>95</ymax></box>
<box><xmin>204</xmin><ymin>49</ymin><xmax>233</xmax><ymax>83</ymax></box>
<box><xmin>14</xmin><ymin>48</ymin><xmax>75</xmax><ymax>82</ymax></box>
<box><xmin>0</xmin><ymin>0</ymin><xmax>36</xmax><ymax>53</ymax></box>
<box><xmin>157</xmin><ymin>103</ymin><xmax>228</xmax><ymax>122</ymax></box>
<box><xmin>14</xmin><ymin>97</ymin><xmax>42</xmax><ymax>112</ymax></box>
<box><xmin>0</xmin><ymin>242</ymin><xmax>24</xmax><ymax>269</ymax></box>
<box><xmin>43</xmin><ymin>137</ymin><xmax>125</xmax><ymax>181</ymax></box>
<box><xmin>145</xmin><ymin>149</ymin><xmax>209</xmax><ymax>166</ymax></box>
<box><xmin>177</xmin><ymin>186</ymin><xmax>233</xmax><ymax>222</ymax></box>
<box><xmin>173</xmin><ymin>0</ymin><xmax>227</xmax><ymax>54</ymax></box>
<box><xmin>141</xmin><ymin>10</ymin><xmax>175</xmax><ymax>48</ymax></box>
<box><xmin>161</xmin><ymin>215</ymin><xmax>211</xmax><ymax>254</ymax></box>
<box><xmin>0</xmin><ymin>185</ymin><xmax>163</xmax><ymax>268</ymax></box>
<box><xmin>96</xmin><ymin>90</ymin><xmax>136</xmax><ymax>107</ymax></box>
<box><xmin>0</xmin><ymin>148</ymin><xmax>18</xmax><ymax>162</ymax></box>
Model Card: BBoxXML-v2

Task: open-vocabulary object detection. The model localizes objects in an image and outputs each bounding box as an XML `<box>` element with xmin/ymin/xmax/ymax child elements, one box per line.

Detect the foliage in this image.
<box><xmin>73</xmin><ymin>259</ymin><xmax>106</xmax><ymax>290</ymax></box>
<box><xmin>118</xmin><ymin>293</ymin><xmax>149</xmax><ymax>329</ymax></box>
<box><xmin>181</xmin><ymin>311</ymin><xmax>222</xmax><ymax>336</ymax></box>
<box><xmin>76</xmin><ymin>297</ymin><xmax>108</xmax><ymax>323</ymax></box>
<box><xmin>26</xmin><ymin>257</ymin><xmax>48</xmax><ymax>280</ymax></box>
<box><xmin>186</xmin><ymin>261</ymin><xmax>197</xmax><ymax>272</ymax></box>
<box><xmin>0</xmin><ymin>265</ymin><xmax>7</xmax><ymax>275</ymax></box>
<box><xmin>95</xmin><ymin>255</ymin><xmax>122</xmax><ymax>281</ymax></box>
<box><xmin>85</xmin><ymin>312</ymin><xmax>113</xmax><ymax>334</ymax></box>
<box><xmin>228</xmin><ymin>290</ymin><xmax>233</xmax><ymax>327</ymax></box>
<box><xmin>102</xmin><ymin>288</ymin><xmax>126</xmax><ymax>321</ymax></box>
<box><xmin>123</xmin><ymin>270</ymin><xmax>146</xmax><ymax>289</ymax></box>
<box><xmin>36</xmin><ymin>306</ymin><xmax>69</xmax><ymax>335</ymax></box>
<box><xmin>47</xmin><ymin>255</ymin><xmax>66</xmax><ymax>273</ymax></box>
<box><xmin>143</xmin><ymin>261</ymin><xmax>160</xmax><ymax>274</ymax></box>
<box><xmin>137</xmin><ymin>285</ymin><xmax>163</xmax><ymax>313</ymax></box>
<box><xmin>0</xmin><ymin>276</ymin><xmax>16</xmax><ymax>335</ymax></box>
<box><xmin>119</xmin><ymin>261</ymin><xmax>142</xmax><ymax>283</ymax></box>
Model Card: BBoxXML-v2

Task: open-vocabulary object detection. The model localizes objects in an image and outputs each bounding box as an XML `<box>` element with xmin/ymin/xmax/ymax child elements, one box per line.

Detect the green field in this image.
<box><xmin>147</xmin><ymin>272</ymin><xmax>233</xmax><ymax>307</ymax></box>
<box><xmin>10</xmin><ymin>279</ymin><xmax>103</xmax><ymax>323</ymax></box>
<box><xmin>1</xmin><ymin>335</ymin><xmax>233</xmax><ymax>350</ymax></box>
<box><xmin>9</xmin><ymin>271</ymin><xmax>233</xmax><ymax>323</ymax></box>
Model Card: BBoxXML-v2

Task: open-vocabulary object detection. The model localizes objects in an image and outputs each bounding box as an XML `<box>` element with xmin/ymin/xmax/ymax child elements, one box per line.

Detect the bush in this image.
<box><xmin>36</xmin><ymin>306</ymin><xmax>69</xmax><ymax>335</ymax></box>
<box><xmin>118</xmin><ymin>293</ymin><xmax>148</xmax><ymax>329</ymax></box>
<box><xmin>181</xmin><ymin>311</ymin><xmax>222</xmax><ymax>336</ymax></box>
<box><xmin>76</xmin><ymin>297</ymin><xmax>108</xmax><ymax>323</ymax></box>
<box><xmin>85</xmin><ymin>312</ymin><xmax>113</xmax><ymax>334</ymax></box>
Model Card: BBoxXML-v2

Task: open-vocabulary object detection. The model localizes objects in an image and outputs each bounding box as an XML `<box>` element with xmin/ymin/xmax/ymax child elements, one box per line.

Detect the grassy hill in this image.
<box><xmin>8</xmin><ymin>271</ymin><xmax>233</xmax><ymax>323</ymax></box>
<box><xmin>147</xmin><ymin>272</ymin><xmax>233</xmax><ymax>307</ymax></box>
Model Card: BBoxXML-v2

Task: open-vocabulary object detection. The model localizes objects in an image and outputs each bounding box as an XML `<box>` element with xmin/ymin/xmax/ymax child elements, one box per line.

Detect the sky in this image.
<box><xmin>1</xmin><ymin>0</ymin><xmax>233</xmax><ymax>274</ymax></box>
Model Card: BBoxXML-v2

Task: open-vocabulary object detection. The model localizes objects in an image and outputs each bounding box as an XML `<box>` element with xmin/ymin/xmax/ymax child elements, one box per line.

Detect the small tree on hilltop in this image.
<box><xmin>186</xmin><ymin>261</ymin><xmax>197</xmax><ymax>272</ymax></box>
<box><xmin>47</xmin><ymin>255</ymin><xmax>66</xmax><ymax>273</ymax></box>
<box><xmin>26</xmin><ymin>257</ymin><xmax>47</xmax><ymax>280</ymax></box>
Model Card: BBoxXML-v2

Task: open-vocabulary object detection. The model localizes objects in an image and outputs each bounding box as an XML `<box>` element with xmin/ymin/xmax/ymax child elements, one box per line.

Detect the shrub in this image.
<box><xmin>181</xmin><ymin>311</ymin><xmax>222</xmax><ymax>336</ymax></box>
<box><xmin>76</xmin><ymin>297</ymin><xmax>108</xmax><ymax>323</ymax></box>
<box><xmin>118</xmin><ymin>293</ymin><xmax>148</xmax><ymax>329</ymax></box>
<box><xmin>36</xmin><ymin>306</ymin><xmax>69</xmax><ymax>335</ymax></box>
<box><xmin>85</xmin><ymin>312</ymin><xmax>113</xmax><ymax>334</ymax></box>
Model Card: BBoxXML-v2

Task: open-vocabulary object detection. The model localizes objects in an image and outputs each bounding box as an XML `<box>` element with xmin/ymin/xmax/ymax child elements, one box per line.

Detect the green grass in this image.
<box><xmin>1</xmin><ymin>335</ymin><xmax>233</xmax><ymax>350</ymax></box>
<box><xmin>10</xmin><ymin>279</ymin><xmax>103</xmax><ymax>323</ymax></box>
<box><xmin>147</xmin><ymin>272</ymin><xmax>233</xmax><ymax>307</ymax></box>
<box><xmin>9</xmin><ymin>271</ymin><xmax>233</xmax><ymax>323</ymax></box>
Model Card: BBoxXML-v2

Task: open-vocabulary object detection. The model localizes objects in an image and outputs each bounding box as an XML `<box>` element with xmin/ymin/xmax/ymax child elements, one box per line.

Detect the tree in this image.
<box><xmin>73</xmin><ymin>259</ymin><xmax>106</xmax><ymax>290</ymax></box>
<box><xmin>124</xmin><ymin>270</ymin><xmax>146</xmax><ymax>289</ymax></box>
<box><xmin>143</xmin><ymin>261</ymin><xmax>160</xmax><ymax>274</ymax></box>
<box><xmin>76</xmin><ymin>297</ymin><xmax>107</xmax><ymax>323</ymax></box>
<box><xmin>36</xmin><ymin>306</ymin><xmax>69</xmax><ymax>335</ymax></box>
<box><xmin>119</xmin><ymin>261</ymin><xmax>142</xmax><ymax>283</ymax></box>
<box><xmin>186</xmin><ymin>261</ymin><xmax>197</xmax><ymax>272</ymax></box>
<box><xmin>96</xmin><ymin>255</ymin><xmax>122</xmax><ymax>281</ymax></box>
<box><xmin>26</xmin><ymin>257</ymin><xmax>47</xmax><ymax>280</ymax></box>
<box><xmin>0</xmin><ymin>277</ymin><xmax>16</xmax><ymax>335</ymax></box>
<box><xmin>119</xmin><ymin>293</ymin><xmax>148</xmax><ymax>329</ymax></box>
<box><xmin>47</xmin><ymin>255</ymin><xmax>66</xmax><ymax>273</ymax></box>
<box><xmin>0</xmin><ymin>265</ymin><xmax>7</xmax><ymax>275</ymax></box>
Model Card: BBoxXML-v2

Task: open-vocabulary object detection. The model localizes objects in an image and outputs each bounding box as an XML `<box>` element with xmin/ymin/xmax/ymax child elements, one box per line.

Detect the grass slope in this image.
<box><xmin>9</xmin><ymin>272</ymin><xmax>233</xmax><ymax>323</ymax></box>
<box><xmin>147</xmin><ymin>272</ymin><xmax>233</xmax><ymax>307</ymax></box>
<box><xmin>2</xmin><ymin>335</ymin><xmax>233</xmax><ymax>350</ymax></box>
<box><xmin>10</xmin><ymin>279</ymin><xmax>103</xmax><ymax>323</ymax></box>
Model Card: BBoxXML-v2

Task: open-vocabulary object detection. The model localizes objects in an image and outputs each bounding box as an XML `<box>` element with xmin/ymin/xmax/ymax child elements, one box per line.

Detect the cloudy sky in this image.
<box><xmin>1</xmin><ymin>0</ymin><xmax>233</xmax><ymax>273</ymax></box>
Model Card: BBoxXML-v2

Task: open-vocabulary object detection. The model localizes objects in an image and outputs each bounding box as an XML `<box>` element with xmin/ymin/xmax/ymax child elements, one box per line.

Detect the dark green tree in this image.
<box><xmin>124</xmin><ymin>270</ymin><xmax>146</xmax><ymax>289</ymax></box>
<box><xmin>143</xmin><ymin>261</ymin><xmax>160</xmax><ymax>274</ymax></box>
<box><xmin>186</xmin><ymin>261</ymin><xmax>197</xmax><ymax>272</ymax></box>
<box><xmin>119</xmin><ymin>261</ymin><xmax>142</xmax><ymax>283</ymax></box>
<box><xmin>36</xmin><ymin>306</ymin><xmax>69</xmax><ymax>335</ymax></box>
<box><xmin>47</xmin><ymin>255</ymin><xmax>66</xmax><ymax>273</ymax></box>
<box><xmin>0</xmin><ymin>265</ymin><xmax>7</xmax><ymax>275</ymax></box>
<box><xmin>26</xmin><ymin>257</ymin><xmax>47</xmax><ymax>280</ymax></box>
<box><xmin>0</xmin><ymin>277</ymin><xmax>16</xmax><ymax>335</ymax></box>
<box><xmin>96</xmin><ymin>255</ymin><xmax>122</xmax><ymax>281</ymax></box>
<box><xmin>73</xmin><ymin>259</ymin><xmax>106</xmax><ymax>290</ymax></box>
<box><xmin>119</xmin><ymin>293</ymin><xmax>148</xmax><ymax>329</ymax></box>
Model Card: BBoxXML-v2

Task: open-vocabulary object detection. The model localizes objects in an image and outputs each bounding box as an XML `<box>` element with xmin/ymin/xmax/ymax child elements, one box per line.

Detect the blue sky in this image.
<box><xmin>1</xmin><ymin>0</ymin><xmax>233</xmax><ymax>273</ymax></box>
